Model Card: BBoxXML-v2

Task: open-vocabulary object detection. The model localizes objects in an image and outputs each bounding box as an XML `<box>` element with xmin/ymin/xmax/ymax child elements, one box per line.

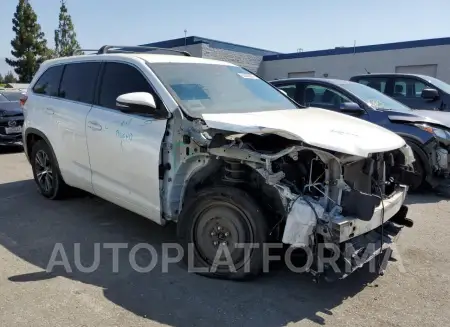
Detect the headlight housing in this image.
<box><xmin>414</xmin><ymin>123</ymin><xmax>450</xmax><ymax>140</ymax></box>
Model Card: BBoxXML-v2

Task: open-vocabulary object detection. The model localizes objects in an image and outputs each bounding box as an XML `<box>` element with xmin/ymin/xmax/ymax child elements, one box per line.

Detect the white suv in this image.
<box><xmin>22</xmin><ymin>46</ymin><xmax>414</xmax><ymax>281</ymax></box>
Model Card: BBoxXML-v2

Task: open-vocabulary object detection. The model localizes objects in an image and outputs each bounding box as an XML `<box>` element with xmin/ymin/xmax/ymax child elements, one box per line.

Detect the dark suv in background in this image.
<box><xmin>350</xmin><ymin>73</ymin><xmax>450</xmax><ymax>112</ymax></box>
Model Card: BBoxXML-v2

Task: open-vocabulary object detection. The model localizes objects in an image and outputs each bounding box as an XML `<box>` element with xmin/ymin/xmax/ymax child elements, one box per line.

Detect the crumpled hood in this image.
<box><xmin>202</xmin><ymin>108</ymin><xmax>406</xmax><ymax>157</ymax></box>
<box><xmin>388</xmin><ymin>110</ymin><xmax>443</xmax><ymax>125</ymax></box>
<box><xmin>410</xmin><ymin>110</ymin><xmax>450</xmax><ymax>129</ymax></box>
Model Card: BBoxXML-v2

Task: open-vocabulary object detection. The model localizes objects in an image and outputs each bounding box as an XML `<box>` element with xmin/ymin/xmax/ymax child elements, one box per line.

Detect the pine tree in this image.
<box><xmin>4</xmin><ymin>71</ymin><xmax>17</xmax><ymax>84</ymax></box>
<box><xmin>0</xmin><ymin>74</ymin><xmax>4</xmax><ymax>84</ymax></box>
<box><xmin>6</xmin><ymin>0</ymin><xmax>50</xmax><ymax>83</ymax></box>
<box><xmin>54</xmin><ymin>0</ymin><xmax>81</xmax><ymax>57</ymax></box>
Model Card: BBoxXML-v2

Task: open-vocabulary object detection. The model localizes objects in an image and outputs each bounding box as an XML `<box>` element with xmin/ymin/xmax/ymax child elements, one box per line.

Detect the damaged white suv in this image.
<box><xmin>23</xmin><ymin>46</ymin><xmax>415</xmax><ymax>280</ymax></box>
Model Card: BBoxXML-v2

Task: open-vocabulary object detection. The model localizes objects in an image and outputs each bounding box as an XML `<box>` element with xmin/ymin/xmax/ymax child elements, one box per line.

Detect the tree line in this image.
<box><xmin>4</xmin><ymin>0</ymin><xmax>81</xmax><ymax>83</ymax></box>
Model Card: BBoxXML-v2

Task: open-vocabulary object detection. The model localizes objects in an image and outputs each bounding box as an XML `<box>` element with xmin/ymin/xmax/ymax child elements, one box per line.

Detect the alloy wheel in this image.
<box><xmin>35</xmin><ymin>150</ymin><xmax>53</xmax><ymax>193</ymax></box>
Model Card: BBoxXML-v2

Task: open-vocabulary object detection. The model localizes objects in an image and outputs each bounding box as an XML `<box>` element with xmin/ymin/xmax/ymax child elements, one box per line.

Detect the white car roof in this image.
<box><xmin>42</xmin><ymin>52</ymin><xmax>236</xmax><ymax>66</ymax></box>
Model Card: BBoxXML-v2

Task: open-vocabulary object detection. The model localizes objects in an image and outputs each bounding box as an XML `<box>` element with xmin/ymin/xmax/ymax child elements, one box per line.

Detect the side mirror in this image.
<box><xmin>340</xmin><ymin>102</ymin><xmax>364</xmax><ymax>114</ymax></box>
<box><xmin>421</xmin><ymin>88</ymin><xmax>439</xmax><ymax>100</ymax></box>
<box><xmin>116</xmin><ymin>92</ymin><xmax>157</xmax><ymax>114</ymax></box>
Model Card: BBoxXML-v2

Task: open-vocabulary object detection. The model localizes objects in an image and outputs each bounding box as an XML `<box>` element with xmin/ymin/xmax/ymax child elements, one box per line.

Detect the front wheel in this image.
<box><xmin>409</xmin><ymin>150</ymin><xmax>426</xmax><ymax>191</ymax></box>
<box><xmin>177</xmin><ymin>186</ymin><xmax>269</xmax><ymax>280</ymax></box>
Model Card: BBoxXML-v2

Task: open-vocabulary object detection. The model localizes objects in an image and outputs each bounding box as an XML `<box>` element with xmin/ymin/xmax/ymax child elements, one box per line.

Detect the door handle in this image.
<box><xmin>45</xmin><ymin>108</ymin><xmax>54</xmax><ymax>115</ymax></box>
<box><xmin>87</xmin><ymin>121</ymin><xmax>102</xmax><ymax>131</ymax></box>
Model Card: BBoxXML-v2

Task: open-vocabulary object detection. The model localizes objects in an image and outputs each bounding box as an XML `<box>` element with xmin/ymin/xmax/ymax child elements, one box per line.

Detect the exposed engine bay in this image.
<box><xmin>205</xmin><ymin>132</ymin><xmax>414</xmax><ymax>216</ymax></box>
<box><xmin>160</xmin><ymin>115</ymin><xmax>416</xmax><ymax>279</ymax></box>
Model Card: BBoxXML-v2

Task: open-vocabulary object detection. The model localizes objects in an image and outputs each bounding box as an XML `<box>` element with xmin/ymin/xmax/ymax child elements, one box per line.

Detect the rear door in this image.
<box><xmin>86</xmin><ymin>61</ymin><xmax>168</xmax><ymax>223</ymax></box>
<box><xmin>52</xmin><ymin>61</ymin><xmax>101</xmax><ymax>191</ymax></box>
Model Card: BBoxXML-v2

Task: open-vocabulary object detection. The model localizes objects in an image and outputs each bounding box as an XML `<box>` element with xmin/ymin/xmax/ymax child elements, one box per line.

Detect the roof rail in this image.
<box><xmin>71</xmin><ymin>49</ymin><xmax>98</xmax><ymax>56</ymax></box>
<box><xmin>97</xmin><ymin>45</ymin><xmax>191</xmax><ymax>56</ymax></box>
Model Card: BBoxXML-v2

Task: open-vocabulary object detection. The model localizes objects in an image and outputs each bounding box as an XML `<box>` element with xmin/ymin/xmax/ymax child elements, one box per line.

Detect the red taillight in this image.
<box><xmin>20</xmin><ymin>95</ymin><xmax>28</xmax><ymax>108</ymax></box>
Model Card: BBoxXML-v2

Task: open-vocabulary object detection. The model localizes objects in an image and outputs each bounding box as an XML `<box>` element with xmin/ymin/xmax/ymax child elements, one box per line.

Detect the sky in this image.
<box><xmin>1</xmin><ymin>0</ymin><xmax>450</xmax><ymax>75</ymax></box>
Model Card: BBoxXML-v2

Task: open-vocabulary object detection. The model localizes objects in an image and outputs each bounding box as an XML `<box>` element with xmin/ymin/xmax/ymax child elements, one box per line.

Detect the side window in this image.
<box><xmin>32</xmin><ymin>65</ymin><xmax>64</xmax><ymax>96</ymax></box>
<box><xmin>276</xmin><ymin>84</ymin><xmax>297</xmax><ymax>100</ymax></box>
<box><xmin>393</xmin><ymin>78</ymin><xmax>427</xmax><ymax>98</ymax></box>
<box><xmin>98</xmin><ymin>62</ymin><xmax>157</xmax><ymax>110</ymax></box>
<box><xmin>304</xmin><ymin>84</ymin><xmax>351</xmax><ymax>110</ymax></box>
<box><xmin>59</xmin><ymin>62</ymin><xmax>101</xmax><ymax>104</ymax></box>
<box><xmin>356</xmin><ymin>77</ymin><xmax>388</xmax><ymax>94</ymax></box>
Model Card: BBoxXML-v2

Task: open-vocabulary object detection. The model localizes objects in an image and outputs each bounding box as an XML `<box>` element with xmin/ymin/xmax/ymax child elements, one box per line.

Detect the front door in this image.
<box><xmin>391</xmin><ymin>77</ymin><xmax>441</xmax><ymax>110</ymax></box>
<box><xmin>86</xmin><ymin>62</ymin><xmax>168</xmax><ymax>223</ymax></box>
<box><xmin>300</xmin><ymin>83</ymin><xmax>370</xmax><ymax>120</ymax></box>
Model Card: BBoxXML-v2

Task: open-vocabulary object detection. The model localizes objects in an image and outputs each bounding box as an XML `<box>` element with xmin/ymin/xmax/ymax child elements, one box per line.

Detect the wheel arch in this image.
<box><xmin>402</xmin><ymin>136</ymin><xmax>432</xmax><ymax>177</ymax></box>
<box><xmin>400</xmin><ymin>135</ymin><xmax>439</xmax><ymax>188</ymax></box>
<box><xmin>177</xmin><ymin>159</ymin><xmax>286</xmax><ymax>237</ymax></box>
<box><xmin>24</xmin><ymin>128</ymin><xmax>65</xmax><ymax>181</ymax></box>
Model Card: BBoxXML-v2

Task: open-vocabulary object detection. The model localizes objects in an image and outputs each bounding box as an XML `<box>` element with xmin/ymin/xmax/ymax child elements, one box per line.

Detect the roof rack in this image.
<box><xmin>97</xmin><ymin>45</ymin><xmax>191</xmax><ymax>56</ymax></box>
<box><xmin>72</xmin><ymin>49</ymin><xmax>98</xmax><ymax>55</ymax></box>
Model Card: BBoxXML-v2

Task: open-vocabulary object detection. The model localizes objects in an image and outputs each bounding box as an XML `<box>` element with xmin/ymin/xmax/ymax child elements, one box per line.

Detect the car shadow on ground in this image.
<box><xmin>1</xmin><ymin>179</ymin><xmax>384</xmax><ymax>327</ymax></box>
<box><xmin>0</xmin><ymin>145</ymin><xmax>23</xmax><ymax>155</ymax></box>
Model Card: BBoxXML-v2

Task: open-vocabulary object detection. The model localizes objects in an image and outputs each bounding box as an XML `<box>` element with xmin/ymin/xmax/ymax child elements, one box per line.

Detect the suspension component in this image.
<box><xmin>223</xmin><ymin>159</ymin><xmax>246</xmax><ymax>183</ymax></box>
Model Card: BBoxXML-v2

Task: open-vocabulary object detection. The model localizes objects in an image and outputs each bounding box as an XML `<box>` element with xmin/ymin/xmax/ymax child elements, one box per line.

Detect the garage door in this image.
<box><xmin>288</xmin><ymin>71</ymin><xmax>316</xmax><ymax>78</ymax></box>
<box><xmin>395</xmin><ymin>64</ymin><xmax>437</xmax><ymax>77</ymax></box>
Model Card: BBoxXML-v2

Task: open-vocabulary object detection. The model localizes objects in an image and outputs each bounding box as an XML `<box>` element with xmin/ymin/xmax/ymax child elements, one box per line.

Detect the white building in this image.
<box><xmin>141</xmin><ymin>36</ymin><xmax>279</xmax><ymax>74</ymax></box>
<box><xmin>144</xmin><ymin>36</ymin><xmax>450</xmax><ymax>83</ymax></box>
<box><xmin>260</xmin><ymin>37</ymin><xmax>450</xmax><ymax>82</ymax></box>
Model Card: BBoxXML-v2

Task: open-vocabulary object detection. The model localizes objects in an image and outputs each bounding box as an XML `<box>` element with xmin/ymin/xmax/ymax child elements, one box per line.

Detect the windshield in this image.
<box><xmin>339</xmin><ymin>82</ymin><xmax>413</xmax><ymax>113</ymax></box>
<box><xmin>424</xmin><ymin>76</ymin><xmax>450</xmax><ymax>94</ymax></box>
<box><xmin>148</xmin><ymin>62</ymin><xmax>298</xmax><ymax>116</ymax></box>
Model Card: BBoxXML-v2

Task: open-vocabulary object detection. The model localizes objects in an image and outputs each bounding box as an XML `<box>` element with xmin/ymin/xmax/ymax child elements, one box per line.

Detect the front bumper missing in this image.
<box><xmin>326</xmin><ymin>185</ymin><xmax>408</xmax><ymax>243</ymax></box>
<box><xmin>323</xmin><ymin>220</ymin><xmax>404</xmax><ymax>281</ymax></box>
<box><xmin>436</xmin><ymin>147</ymin><xmax>449</xmax><ymax>174</ymax></box>
<box><xmin>316</xmin><ymin>205</ymin><xmax>412</xmax><ymax>282</ymax></box>
<box><xmin>282</xmin><ymin>185</ymin><xmax>411</xmax><ymax>281</ymax></box>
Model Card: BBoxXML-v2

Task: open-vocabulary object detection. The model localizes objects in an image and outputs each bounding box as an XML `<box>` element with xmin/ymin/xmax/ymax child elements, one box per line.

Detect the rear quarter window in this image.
<box><xmin>32</xmin><ymin>65</ymin><xmax>64</xmax><ymax>97</ymax></box>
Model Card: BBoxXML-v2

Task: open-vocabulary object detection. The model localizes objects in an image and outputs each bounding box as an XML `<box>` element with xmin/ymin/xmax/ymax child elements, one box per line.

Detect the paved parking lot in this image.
<box><xmin>0</xmin><ymin>148</ymin><xmax>449</xmax><ymax>327</ymax></box>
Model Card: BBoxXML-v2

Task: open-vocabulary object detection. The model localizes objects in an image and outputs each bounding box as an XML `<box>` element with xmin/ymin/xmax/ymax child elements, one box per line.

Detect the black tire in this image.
<box><xmin>31</xmin><ymin>140</ymin><xmax>69</xmax><ymax>200</ymax></box>
<box><xmin>177</xmin><ymin>186</ymin><xmax>269</xmax><ymax>280</ymax></box>
<box><xmin>410</xmin><ymin>150</ymin><xmax>426</xmax><ymax>191</ymax></box>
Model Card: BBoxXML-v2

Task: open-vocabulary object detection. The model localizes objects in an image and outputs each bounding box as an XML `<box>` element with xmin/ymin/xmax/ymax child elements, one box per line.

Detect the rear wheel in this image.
<box><xmin>177</xmin><ymin>186</ymin><xmax>269</xmax><ymax>280</ymax></box>
<box><xmin>31</xmin><ymin>140</ymin><xmax>69</xmax><ymax>199</ymax></box>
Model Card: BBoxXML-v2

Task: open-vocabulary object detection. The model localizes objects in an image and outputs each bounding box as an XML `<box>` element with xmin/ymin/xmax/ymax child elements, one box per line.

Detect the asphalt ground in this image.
<box><xmin>0</xmin><ymin>147</ymin><xmax>449</xmax><ymax>327</ymax></box>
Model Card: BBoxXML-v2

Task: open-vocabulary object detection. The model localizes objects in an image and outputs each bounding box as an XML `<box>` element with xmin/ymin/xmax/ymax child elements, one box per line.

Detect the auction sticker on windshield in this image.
<box><xmin>367</xmin><ymin>99</ymin><xmax>384</xmax><ymax>109</ymax></box>
<box><xmin>185</xmin><ymin>100</ymin><xmax>206</xmax><ymax>111</ymax></box>
<box><xmin>237</xmin><ymin>73</ymin><xmax>258</xmax><ymax>79</ymax></box>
